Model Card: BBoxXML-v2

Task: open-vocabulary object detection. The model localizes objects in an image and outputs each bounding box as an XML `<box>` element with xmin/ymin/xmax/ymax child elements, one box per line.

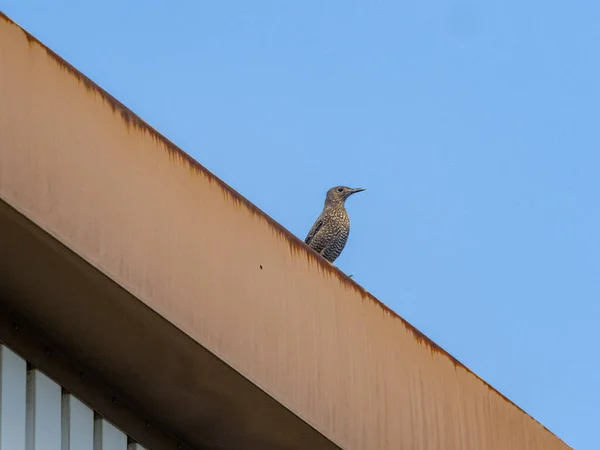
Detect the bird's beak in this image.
<box><xmin>350</xmin><ymin>188</ymin><xmax>365</xmax><ymax>195</ymax></box>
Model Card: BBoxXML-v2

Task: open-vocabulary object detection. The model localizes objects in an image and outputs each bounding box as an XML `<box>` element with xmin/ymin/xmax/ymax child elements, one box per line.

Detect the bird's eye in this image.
<box><xmin>337</xmin><ymin>187</ymin><xmax>344</xmax><ymax>192</ymax></box>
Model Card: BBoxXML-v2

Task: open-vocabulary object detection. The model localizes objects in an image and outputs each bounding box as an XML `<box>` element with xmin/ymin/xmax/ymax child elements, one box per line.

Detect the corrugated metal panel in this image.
<box><xmin>26</xmin><ymin>369</ymin><xmax>62</xmax><ymax>450</ymax></box>
<box><xmin>0</xmin><ymin>346</ymin><xmax>146</xmax><ymax>450</ymax></box>
<box><xmin>127</xmin><ymin>444</ymin><xmax>146</xmax><ymax>450</ymax></box>
<box><xmin>62</xmin><ymin>393</ymin><xmax>94</xmax><ymax>450</ymax></box>
<box><xmin>94</xmin><ymin>416</ymin><xmax>127</xmax><ymax>450</ymax></box>
<box><xmin>0</xmin><ymin>346</ymin><xmax>27</xmax><ymax>450</ymax></box>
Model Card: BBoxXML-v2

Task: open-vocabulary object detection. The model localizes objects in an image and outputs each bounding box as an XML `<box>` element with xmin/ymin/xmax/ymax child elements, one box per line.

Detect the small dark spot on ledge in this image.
<box><xmin>259</xmin><ymin>265</ymin><xmax>263</xmax><ymax>270</ymax></box>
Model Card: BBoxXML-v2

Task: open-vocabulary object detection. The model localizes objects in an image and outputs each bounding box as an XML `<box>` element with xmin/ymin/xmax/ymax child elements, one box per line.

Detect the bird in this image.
<box><xmin>304</xmin><ymin>186</ymin><xmax>365</xmax><ymax>264</ymax></box>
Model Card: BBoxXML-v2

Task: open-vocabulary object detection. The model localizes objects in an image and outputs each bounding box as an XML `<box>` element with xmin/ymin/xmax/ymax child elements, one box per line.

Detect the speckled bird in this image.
<box><xmin>304</xmin><ymin>186</ymin><xmax>365</xmax><ymax>263</ymax></box>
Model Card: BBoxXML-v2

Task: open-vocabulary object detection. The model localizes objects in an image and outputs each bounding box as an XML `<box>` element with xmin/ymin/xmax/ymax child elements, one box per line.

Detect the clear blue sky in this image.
<box><xmin>4</xmin><ymin>1</ymin><xmax>598</xmax><ymax>448</ymax></box>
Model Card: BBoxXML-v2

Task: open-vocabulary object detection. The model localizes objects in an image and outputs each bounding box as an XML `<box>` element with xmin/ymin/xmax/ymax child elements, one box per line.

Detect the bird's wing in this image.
<box><xmin>304</xmin><ymin>218</ymin><xmax>323</xmax><ymax>245</ymax></box>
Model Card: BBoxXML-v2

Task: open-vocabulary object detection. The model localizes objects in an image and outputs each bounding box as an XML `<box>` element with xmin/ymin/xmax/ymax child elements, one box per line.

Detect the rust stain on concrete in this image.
<box><xmin>0</xmin><ymin>11</ymin><xmax>568</xmax><ymax>448</ymax></box>
<box><xmin>0</xmin><ymin>8</ymin><xmax>550</xmax><ymax>420</ymax></box>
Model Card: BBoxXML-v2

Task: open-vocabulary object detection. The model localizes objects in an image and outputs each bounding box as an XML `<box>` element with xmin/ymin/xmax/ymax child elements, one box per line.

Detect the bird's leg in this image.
<box><xmin>319</xmin><ymin>250</ymin><xmax>333</xmax><ymax>265</ymax></box>
<box><xmin>318</xmin><ymin>251</ymin><xmax>352</xmax><ymax>277</ymax></box>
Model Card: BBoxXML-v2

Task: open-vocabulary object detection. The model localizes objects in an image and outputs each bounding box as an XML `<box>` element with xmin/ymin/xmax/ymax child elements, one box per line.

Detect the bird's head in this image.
<box><xmin>325</xmin><ymin>186</ymin><xmax>365</xmax><ymax>206</ymax></box>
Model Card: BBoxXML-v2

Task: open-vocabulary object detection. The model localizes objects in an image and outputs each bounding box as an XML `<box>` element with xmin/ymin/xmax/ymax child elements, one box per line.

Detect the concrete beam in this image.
<box><xmin>0</xmin><ymin>12</ymin><xmax>569</xmax><ymax>450</ymax></box>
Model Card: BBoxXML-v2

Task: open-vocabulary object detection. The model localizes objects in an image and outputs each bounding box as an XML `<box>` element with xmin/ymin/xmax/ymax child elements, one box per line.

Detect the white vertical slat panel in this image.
<box><xmin>61</xmin><ymin>393</ymin><xmax>93</xmax><ymax>450</ymax></box>
<box><xmin>0</xmin><ymin>346</ymin><xmax>27</xmax><ymax>450</ymax></box>
<box><xmin>26</xmin><ymin>369</ymin><xmax>62</xmax><ymax>450</ymax></box>
<box><xmin>127</xmin><ymin>444</ymin><xmax>146</xmax><ymax>450</ymax></box>
<box><xmin>94</xmin><ymin>417</ymin><xmax>127</xmax><ymax>450</ymax></box>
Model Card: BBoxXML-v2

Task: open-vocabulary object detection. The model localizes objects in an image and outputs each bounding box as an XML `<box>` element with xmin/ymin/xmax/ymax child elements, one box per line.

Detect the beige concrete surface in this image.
<box><xmin>0</xmin><ymin>12</ymin><xmax>571</xmax><ymax>450</ymax></box>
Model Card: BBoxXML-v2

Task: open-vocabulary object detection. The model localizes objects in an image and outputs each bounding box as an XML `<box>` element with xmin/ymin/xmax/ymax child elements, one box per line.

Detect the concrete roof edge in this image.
<box><xmin>0</xmin><ymin>10</ymin><xmax>565</xmax><ymax>444</ymax></box>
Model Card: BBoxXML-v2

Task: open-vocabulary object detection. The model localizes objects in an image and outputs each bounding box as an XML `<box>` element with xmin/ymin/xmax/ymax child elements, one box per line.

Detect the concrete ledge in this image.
<box><xmin>0</xmin><ymin>199</ymin><xmax>337</xmax><ymax>449</ymax></box>
<box><xmin>0</xmin><ymin>11</ymin><xmax>570</xmax><ymax>450</ymax></box>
